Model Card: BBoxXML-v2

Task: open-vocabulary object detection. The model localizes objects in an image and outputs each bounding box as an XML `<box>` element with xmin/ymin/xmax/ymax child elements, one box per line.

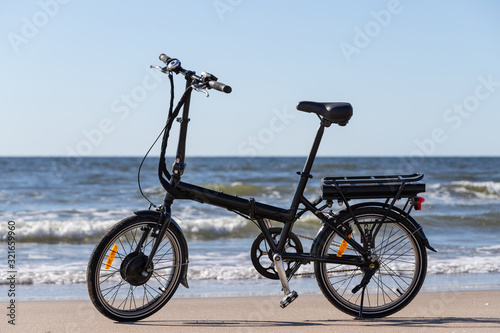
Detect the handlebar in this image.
<box><xmin>159</xmin><ymin>53</ymin><xmax>171</xmax><ymax>65</ymax></box>
<box><xmin>157</xmin><ymin>53</ymin><xmax>232</xmax><ymax>94</ymax></box>
<box><xmin>208</xmin><ymin>80</ymin><xmax>232</xmax><ymax>94</ymax></box>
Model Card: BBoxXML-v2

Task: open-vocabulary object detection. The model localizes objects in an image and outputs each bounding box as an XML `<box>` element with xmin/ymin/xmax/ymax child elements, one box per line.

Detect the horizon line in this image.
<box><xmin>1</xmin><ymin>155</ymin><xmax>499</xmax><ymax>158</ymax></box>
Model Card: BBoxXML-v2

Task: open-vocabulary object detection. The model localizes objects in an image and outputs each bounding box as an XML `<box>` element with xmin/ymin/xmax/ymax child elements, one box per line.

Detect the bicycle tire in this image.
<box><xmin>314</xmin><ymin>207</ymin><xmax>427</xmax><ymax>318</ymax></box>
<box><xmin>87</xmin><ymin>215</ymin><xmax>185</xmax><ymax>321</ymax></box>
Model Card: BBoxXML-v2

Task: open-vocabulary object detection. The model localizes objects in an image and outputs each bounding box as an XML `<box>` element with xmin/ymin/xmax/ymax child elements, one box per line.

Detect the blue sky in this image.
<box><xmin>1</xmin><ymin>0</ymin><xmax>499</xmax><ymax>157</ymax></box>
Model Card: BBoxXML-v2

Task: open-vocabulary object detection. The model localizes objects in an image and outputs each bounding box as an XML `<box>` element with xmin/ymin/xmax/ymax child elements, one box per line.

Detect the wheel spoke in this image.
<box><xmin>99</xmin><ymin>269</ymin><xmax>121</xmax><ymax>284</ymax></box>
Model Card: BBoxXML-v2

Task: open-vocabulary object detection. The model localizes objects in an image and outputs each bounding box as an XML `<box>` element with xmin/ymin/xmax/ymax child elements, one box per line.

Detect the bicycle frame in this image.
<box><xmin>158</xmin><ymin>78</ymin><xmax>369</xmax><ymax>268</ymax></box>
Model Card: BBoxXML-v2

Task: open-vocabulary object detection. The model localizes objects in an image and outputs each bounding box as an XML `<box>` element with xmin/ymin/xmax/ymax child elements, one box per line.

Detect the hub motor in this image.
<box><xmin>120</xmin><ymin>252</ymin><xmax>153</xmax><ymax>286</ymax></box>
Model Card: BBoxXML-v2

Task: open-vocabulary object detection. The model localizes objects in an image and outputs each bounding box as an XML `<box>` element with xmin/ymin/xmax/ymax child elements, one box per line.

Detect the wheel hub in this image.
<box><xmin>120</xmin><ymin>252</ymin><xmax>153</xmax><ymax>286</ymax></box>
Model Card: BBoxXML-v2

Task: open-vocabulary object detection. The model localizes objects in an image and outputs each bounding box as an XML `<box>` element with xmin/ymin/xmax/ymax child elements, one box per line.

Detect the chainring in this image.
<box><xmin>250</xmin><ymin>227</ymin><xmax>303</xmax><ymax>280</ymax></box>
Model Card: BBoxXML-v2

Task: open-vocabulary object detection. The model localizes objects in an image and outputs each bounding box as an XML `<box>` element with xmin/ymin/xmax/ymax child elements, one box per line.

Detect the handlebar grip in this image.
<box><xmin>208</xmin><ymin>80</ymin><xmax>232</xmax><ymax>94</ymax></box>
<box><xmin>159</xmin><ymin>53</ymin><xmax>171</xmax><ymax>65</ymax></box>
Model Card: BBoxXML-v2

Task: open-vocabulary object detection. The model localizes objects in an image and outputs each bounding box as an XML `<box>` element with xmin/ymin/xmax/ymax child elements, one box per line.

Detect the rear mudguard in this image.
<box><xmin>311</xmin><ymin>202</ymin><xmax>436</xmax><ymax>257</ymax></box>
<box><xmin>134</xmin><ymin>210</ymin><xmax>190</xmax><ymax>288</ymax></box>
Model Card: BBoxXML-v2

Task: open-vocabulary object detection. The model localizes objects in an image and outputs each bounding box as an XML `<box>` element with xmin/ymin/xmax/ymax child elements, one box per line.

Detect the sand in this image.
<box><xmin>3</xmin><ymin>290</ymin><xmax>500</xmax><ymax>332</ymax></box>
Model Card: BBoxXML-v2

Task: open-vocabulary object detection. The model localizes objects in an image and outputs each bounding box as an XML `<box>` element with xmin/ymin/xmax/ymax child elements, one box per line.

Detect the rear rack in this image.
<box><xmin>321</xmin><ymin>173</ymin><xmax>425</xmax><ymax>201</ymax></box>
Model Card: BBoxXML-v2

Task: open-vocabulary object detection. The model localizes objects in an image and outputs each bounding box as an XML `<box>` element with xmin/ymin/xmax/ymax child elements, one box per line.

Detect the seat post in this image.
<box><xmin>289</xmin><ymin>120</ymin><xmax>326</xmax><ymax>212</ymax></box>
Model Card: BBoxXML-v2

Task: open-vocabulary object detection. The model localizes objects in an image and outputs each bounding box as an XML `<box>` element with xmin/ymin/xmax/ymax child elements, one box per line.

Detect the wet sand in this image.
<box><xmin>4</xmin><ymin>290</ymin><xmax>500</xmax><ymax>332</ymax></box>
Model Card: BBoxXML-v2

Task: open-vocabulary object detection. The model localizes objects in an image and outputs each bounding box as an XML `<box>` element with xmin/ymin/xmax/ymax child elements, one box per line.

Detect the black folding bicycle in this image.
<box><xmin>87</xmin><ymin>54</ymin><xmax>436</xmax><ymax>321</ymax></box>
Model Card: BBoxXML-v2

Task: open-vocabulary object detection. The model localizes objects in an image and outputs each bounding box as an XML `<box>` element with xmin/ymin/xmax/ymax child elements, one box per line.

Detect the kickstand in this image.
<box><xmin>355</xmin><ymin>286</ymin><xmax>366</xmax><ymax>320</ymax></box>
<box><xmin>352</xmin><ymin>262</ymin><xmax>378</xmax><ymax>320</ymax></box>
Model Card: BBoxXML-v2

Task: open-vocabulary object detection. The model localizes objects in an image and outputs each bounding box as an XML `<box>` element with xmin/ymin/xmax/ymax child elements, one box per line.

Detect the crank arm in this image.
<box><xmin>273</xmin><ymin>253</ymin><xmax>299</xmax><ymax>308</ymax></box>
<box><xmin>273</xmin><ymin>254</ymin><xmax>291</xmax><ymax>295</ymax></box>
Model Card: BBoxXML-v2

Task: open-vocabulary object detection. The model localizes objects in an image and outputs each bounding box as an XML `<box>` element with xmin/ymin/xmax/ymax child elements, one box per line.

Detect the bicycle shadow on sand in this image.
<box><xmin>118</xmin><ymin>316</ymin><xmax>500</xmax><ymax>330</ymax></box>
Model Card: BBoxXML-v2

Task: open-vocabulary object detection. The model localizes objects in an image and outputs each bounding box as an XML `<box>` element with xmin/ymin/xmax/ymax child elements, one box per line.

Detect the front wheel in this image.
<box><xmin>314</xmin><ymin>207</ymin><xmax>427</xmax><ymax>318</ymax></box>
<box><xmin>87</xmin><ymin>215</ymin><xmax>187</xmax><ymax>321</ymax></box>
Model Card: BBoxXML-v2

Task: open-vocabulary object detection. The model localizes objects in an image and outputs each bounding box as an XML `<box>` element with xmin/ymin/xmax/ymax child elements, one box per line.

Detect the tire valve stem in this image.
<box><xmin>105</xmin><ymin>244</ymin><xmax>119</xmax><ymax>269</ymax></box>
<box><xmin>336</xmin><ymin>234</ymin><xmax>351</xmax><ymax>257</ymax></box>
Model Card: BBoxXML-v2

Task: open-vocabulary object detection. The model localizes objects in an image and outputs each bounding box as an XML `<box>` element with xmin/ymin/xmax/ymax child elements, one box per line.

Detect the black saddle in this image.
<box><xmin>296</xmin><ymin>101</ymin><xmax>353</xmax><ymax>126</ymax></box>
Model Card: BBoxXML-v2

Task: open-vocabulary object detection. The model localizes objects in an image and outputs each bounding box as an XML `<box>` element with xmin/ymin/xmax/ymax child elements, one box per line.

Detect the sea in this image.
<box><xmin>1</xmin><ymin>156</ymin><xmax>500</xmax><ymax>301</ymax></box>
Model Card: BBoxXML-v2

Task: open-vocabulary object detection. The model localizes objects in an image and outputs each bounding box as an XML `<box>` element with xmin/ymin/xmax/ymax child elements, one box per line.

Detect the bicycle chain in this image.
<box><xmin>295</xmin><ymin>233</ymin><xmax>356</xmax><ymax>251</ymax></box>
<box><xmin>290</xmin><ymin>233</ymin><xmax>359</xmax><ymax>276</ymax></box>
<box><xmin>295</xmin><ymin>233</ymin><xmax>314</xmax><ymax>241</ymax></box>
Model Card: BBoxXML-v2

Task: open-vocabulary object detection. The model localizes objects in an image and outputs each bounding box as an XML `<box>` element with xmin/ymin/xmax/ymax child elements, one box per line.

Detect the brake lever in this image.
<box><xmin>151</xmin><ymin>65</ymin><xmax>209</xmax><ymax>97</ymax></box>
<box><xmin>150</xmin><ymin>65</ymin><xmax>169</xmax><ymax>73</ymax></box>
<box><xmin>191</xmin><ymin>83</ymin><xmax>209</xmax><ymax>98</ymax></box>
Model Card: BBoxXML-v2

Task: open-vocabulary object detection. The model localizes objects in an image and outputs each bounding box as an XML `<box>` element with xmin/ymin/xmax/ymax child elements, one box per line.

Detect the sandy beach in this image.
<box><xmin>3</xmin><ymin>290</ymin><xmax>500</xmax><ymax>332</ymax></box>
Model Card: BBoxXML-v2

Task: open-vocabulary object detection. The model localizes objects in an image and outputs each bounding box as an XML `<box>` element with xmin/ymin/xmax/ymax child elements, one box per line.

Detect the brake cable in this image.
<box><xmin>137</xmin><ymin>73</ymin><xmax>175</xmax><ymax>207</ymax></box>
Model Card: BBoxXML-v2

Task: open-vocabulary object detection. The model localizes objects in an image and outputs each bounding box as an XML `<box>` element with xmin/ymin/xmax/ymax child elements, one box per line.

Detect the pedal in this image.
<box><xmin>280</xmin><ymin>290</ymin><xmax>298</xmax><ymax>308</ymax></box>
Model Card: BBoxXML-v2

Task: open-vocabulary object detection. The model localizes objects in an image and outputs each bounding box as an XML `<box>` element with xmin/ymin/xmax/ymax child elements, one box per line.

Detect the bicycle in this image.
<box><xmin>87</xmin><ymin>53</ymin><xmax>436</xmax><ymax>321</ymax></box>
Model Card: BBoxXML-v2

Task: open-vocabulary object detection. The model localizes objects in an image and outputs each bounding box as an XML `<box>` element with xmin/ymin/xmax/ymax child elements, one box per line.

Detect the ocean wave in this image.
<box><xmin>3</xmin><ymin>256</ymin><xmax>500</xmax><ymax>286</ymax></box>
<box><xmin>176</xmin><ymin>215</ymin><xmax>257</xmax><ymax>239</ymax></box>
<box><xmin>0</xmin><ymin>270</ymin><xmax>87</xmax><ymax>286</ymax></box>
<box><xmin>144</xmin><ymin>179</ymin><xmax>500</xmax><ymax>206</ymax></box>
<box><xmin>0</xmin><ymin>219</ymin><xmax>116</xmax><ymax>243</ymax></box>
<box><xmin>203</xmin><ymin>182</ymin><xmax>271</xmax><ymax>196</ymax></box>
<box><xmin>0</xmin><ymin>215</ymin><xmax>259</xmax><ymax>243</ymax></box>
<box><xmin>144</xmin><ymin>182</ymin><xmax>284</xmax><ymax>199</ymax></box>
<box><xmin>0</xmin><ymin>267</ymin><xmax>264</xmax><ymax>286</ymax></box>
<box><xmin>476</xmin><ymin>245</ymin><xmax>500</xmax><ymax>254</ymax></box>
<box><xmin>419</xmin><ymin>214</ymin><xmax>500</xmax><ymax>228</ymax></box>
<box><xmin>427</xmin><ymin>180</ymin><xmax>500</xmax><ymax>203</ymax></box>
<box><xmin>428</xmin><ymin>255</ymin><xmax>500</xmax><ymax>275</ymax></box>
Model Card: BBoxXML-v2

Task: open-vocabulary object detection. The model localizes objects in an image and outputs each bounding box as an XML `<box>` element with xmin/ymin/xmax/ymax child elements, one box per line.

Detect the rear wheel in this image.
<box><xmin>314</xmin><ymin>207</ymin><xmax>427</xmax><ymax>318</ymax></box>
<box><xmin>87</xmin><ymin>215</ymin><xmax>186</xmax><ymax>321</ymax></box>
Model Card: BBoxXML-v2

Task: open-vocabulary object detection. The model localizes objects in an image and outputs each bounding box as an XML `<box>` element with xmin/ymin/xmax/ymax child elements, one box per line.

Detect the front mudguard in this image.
<box><xmin>134</xmin><ymin>210</ymin><xmax>190</xmax><ymax>288</ymax></box>
<box><xmin>311</xmin><ymin>202</ymin><xmax>436</xmax><ymax>257</ymax></box>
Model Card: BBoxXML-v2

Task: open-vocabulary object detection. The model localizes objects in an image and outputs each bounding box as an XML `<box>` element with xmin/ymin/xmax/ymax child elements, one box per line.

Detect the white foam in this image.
<box><xmin>426</xmin><ymin>181</ymin><xmax>500</xmax><ymax>205</ymax></box>
<box><xmin>0</xmin><ymin>270</ymin><xmax>87</xmax><ymax>285</ymax></box>
<box><xmin>176</xmin><ymin>216</ymin><xmax>249</xmax><ymax>235</ymax></box>
<box><xmin>26</xmin><ymin>254</ymin><xmax>55</xmax><ymax>260</ymax></box>
<box><xmin>476</xmin><ymin>245</ymin><xmax>500</xmax><ymax>254</ymax></box>
<box><xmin>452</xmin><ymin>180</ymin><xmax>500</xmax><ymax>198</ymax></box>
<box><xmin>3</xmin><ymin>253</ymin><xmax>500</xmax><ymax>286</ymax></box>
<box><xmin>428</xmin><ymin>255</ymin><xmax>500</xmax><ymax>275</ymax></box>
<box><xmin>0</xmin><ymin>219</ymin><xmax>116</xmax><ymax>241</ymax></box>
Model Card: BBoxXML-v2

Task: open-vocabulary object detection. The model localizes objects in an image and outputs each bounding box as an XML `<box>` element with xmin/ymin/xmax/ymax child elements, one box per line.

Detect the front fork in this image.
<box><xmin>140</xmin><ymin>205</ymin><xmax>172</xmax><ymax>277</ymax></box>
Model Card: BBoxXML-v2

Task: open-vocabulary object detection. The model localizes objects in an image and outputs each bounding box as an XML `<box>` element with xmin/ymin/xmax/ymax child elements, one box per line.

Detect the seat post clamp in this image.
<box><xmin>296</xmin><ymin>171</ymin><xmax>313</xmax><ymax>179</ymax></box>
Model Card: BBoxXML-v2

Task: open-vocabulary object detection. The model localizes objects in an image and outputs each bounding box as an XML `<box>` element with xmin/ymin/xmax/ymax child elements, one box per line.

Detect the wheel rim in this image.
<box><xmin>94</xmin><ymin>222</ymin><xmax>181</xmax><ymax>318</ymax></box>
<box><xmin>320</xmin><ymin>213</ymin><xmax>423</xmax><ymax>314</ymax></box>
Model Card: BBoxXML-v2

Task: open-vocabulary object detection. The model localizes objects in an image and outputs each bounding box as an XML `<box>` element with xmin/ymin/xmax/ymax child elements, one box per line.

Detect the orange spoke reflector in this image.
<box><xmin>105</xmin><ymin>244</ymin><xmax>119</xmax><ymax>269</ymax></box>
<box><xmin>336</xmin><ymin>234</ymin><xmax>351</xmax><ymax>257</ymax></box>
